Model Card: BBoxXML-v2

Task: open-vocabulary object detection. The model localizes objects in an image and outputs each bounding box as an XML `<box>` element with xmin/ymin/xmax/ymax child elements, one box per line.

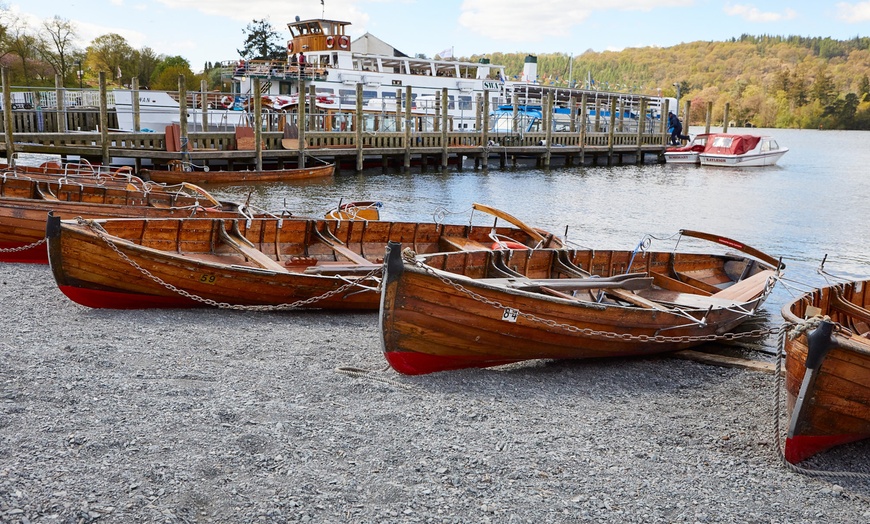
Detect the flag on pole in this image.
<box><xmin>438</xmin><ymin>47</ymin><xmax>454</xmax><ymax>59</ymax></box>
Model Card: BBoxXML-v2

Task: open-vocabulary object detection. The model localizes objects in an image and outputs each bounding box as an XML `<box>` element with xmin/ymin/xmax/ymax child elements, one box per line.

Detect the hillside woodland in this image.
<box><xmin>471</xmin><ymin>35</ymin><xmax>870</xmax><ymax>129</ymax></box>
<box><xmin>16</xmin><ymin>12</ymin><xmax>870</xmax><ymax>129</ymax></box>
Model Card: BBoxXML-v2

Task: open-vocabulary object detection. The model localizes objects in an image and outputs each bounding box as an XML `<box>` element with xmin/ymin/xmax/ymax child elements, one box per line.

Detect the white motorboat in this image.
<box><xmin>664</xmin><ymin>133</ymin><xmax>710</xmax><ymax>164</ymax></box>
<box><xmin>698</xmin><ymin>133</ymin><xmax>788</xmax><ymax>167</ymax></box>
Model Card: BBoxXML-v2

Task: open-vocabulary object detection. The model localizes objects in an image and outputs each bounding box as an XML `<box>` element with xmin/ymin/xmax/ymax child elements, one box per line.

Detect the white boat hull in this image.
<box><xmin>664</xmin><ymin>152</ymin><xmax>700</xmax><ymax>164</ymax></box>
<box><xmin>699</xmin><ymin>148</ymin><xmax>788</xmax><ymax>167</ymax></box>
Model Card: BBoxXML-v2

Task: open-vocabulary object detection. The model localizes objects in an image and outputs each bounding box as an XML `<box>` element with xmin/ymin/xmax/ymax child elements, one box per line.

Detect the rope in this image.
<box><xmin>773</xmin><ymin>319</ymin><xmax>870</xmax><ymax>480</ymax></box>
<box><xmin>334</xmin><ymin>365</ymin><xmax>418</xmax><ymax>391</ymax></box>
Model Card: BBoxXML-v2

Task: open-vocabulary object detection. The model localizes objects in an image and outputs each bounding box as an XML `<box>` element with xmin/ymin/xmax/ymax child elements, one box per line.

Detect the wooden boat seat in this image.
<box><xmin>638</xmin><ymin>289</ymin><xmax>758</xmax><ymax>309</ymax></box>
<box><xmin>710</xmin><ymin>269</ymin><xmax>774</xmax><ymax>302</ymax></box>
<box><xmin>218</xmin><ymin>225</ymin><xmax>288</xmax><ymax>273</ymax></box>
<box><xmin>440</xmin><ymin>236</ymin><xmax>491</xmax><ymax>251</ymax></box>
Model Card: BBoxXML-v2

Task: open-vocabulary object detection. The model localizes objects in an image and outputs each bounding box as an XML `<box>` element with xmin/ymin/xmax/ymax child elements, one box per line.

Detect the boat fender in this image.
<box><xmin>339</xmin><ymin>35</ymin><xmax>350</xmax><ymax>49</ymax></box>
<box><xmin>326</xmin><ymin>36</ymin><xmax>335</xmax><ymax>48</ymax></box>
<box><xmin>221</xmin><ymin>96</ymin><xmax>233</xmax><ymax>109</ymax></box>
<box><xmin>492</xmin><ymin>241</ymin><xmax>528</xmax><ymax>250</ymax></box>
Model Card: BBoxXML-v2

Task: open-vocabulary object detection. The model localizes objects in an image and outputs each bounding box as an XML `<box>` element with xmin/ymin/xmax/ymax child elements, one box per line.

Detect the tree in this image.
<box><xmin>859</xmin><ymin>74</ymin><xmax>870</xmax><ymax>100</ymax></box>
<box><xmin>37</xmin><ymin>16</ymin><xmax>78</xmax><ymax>84</ymax></box>
<box><xmin>238</xmin><ymin>19</ymin><xmax>285</xmax><ymax>60</ymax></box>
<box><xmin>151</xmin><ymin>65</ymin><xmax>199</xmax><ymax>91</ymax></box>
<box><xmin>86</xmin><ymin>33</ymin><xmax>134</xmax><ymax>83</ymax></box>
<box><xmin>6</xmin><ymin>17</ymin><xmax>39</xmax><ymax>83</ymax></box>
<box><xmin>134</xmin><ymin>47</ymin><xmax>161</xmax><ymax>88</ymax></box>
<box><xmin>811</xmin><ymin>67</ymin><xmax>837</xmax><ymax>106</ymax></box>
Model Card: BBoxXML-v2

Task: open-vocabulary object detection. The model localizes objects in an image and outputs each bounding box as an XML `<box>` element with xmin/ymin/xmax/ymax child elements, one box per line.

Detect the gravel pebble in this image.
<box><xmin>1</xmin><ymin>262</ymin><xmax>868</xmax><ymax>523</ymax></box>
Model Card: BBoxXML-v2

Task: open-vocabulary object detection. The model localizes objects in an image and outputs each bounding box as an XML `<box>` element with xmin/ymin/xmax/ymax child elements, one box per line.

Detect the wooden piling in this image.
<box><xmin>55</xmin><ymin>75</ymin><xmax>67</xmax><ymax>133</ymax></box>
<box><xmin>404</xmin><ymin>85</ymin><xmax>411</xmax><ymax>170</ymax></box>
<box><xmin>253</xmin><ymin>77</ymin><xmax>263</xmax><ymax>171</ymax></box>
<box><xmin>579</xmin><ymin>93</ymin><xmax>588</xmax><ymax>165</ymax></box>
<box><xmin>355</xmin><ymin>83</ymin><xmax>363</xmax><ymax>172</ymax></box>
<box><xmin>544</xmin><ymin>92</ymin><xmax>553</xmax><ymax>168</ymax></box>
<box><xmin>607</xmin><ymin>97</ymin><xmax>617</xmax><ymax>165</ymax></box>
<box><xmin>200</xmin><ymin>79</ymin><xmax>209</xmax><ymax>131</ymax></box>
<box><xmin>705</xmin><ymin>101</ymin><xmax>712</xmax><ymax>134</ymax></box>
<box><xmin>635</xmin><ymin>98</ymin><xmax>646</xmax><ymax>164</ymax></box>
<box><xmin>131</xmin><ymin>77</ymin><xmax>140</xmax><ymax>132</ymax></box>
<box><xmin>723</xmin><ymin>102</ymin><xmax>730</xmax><ymax>133</ymax></box>
<box><xmin>440</xmin><ymin>87</ymin><xmax>448</xmax><ymax>168</ymax></box>
<box><xmin>2</xmin><ymin>68</ymin><xmax>13</xmax><ymax>159</ymax></box>
<box><xmin>99</xmin><ymin>72</ymin><xmax>109</xmax><ymax>164</ymax></box>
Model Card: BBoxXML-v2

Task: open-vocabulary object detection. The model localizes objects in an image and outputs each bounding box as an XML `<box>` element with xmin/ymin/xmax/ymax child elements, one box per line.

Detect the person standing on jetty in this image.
<box><xmin>668</xmin><ymin>111</ymin><xmax>689</xmax><ymax>145</ymax></box>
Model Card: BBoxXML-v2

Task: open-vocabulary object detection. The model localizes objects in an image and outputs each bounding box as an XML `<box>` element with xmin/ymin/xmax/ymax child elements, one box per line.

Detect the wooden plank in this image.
<box><xmin>218</xmin><ymin>225</ymin><xmax>288</xmax><ymax>272</ymax></box>
<box><xmin>671</xmin><ymin>349</ymin><xmax>776</xmax><ymax>373</ymax></box>
<box><xmin>712</xmin><ymin>269</ymin><xmax>774</xmax><ymax>301</ymax></box>
<box><xmin>440</xmin><ymin>235</ymin><xmax>491</xmax><ymax>251</ymax></box>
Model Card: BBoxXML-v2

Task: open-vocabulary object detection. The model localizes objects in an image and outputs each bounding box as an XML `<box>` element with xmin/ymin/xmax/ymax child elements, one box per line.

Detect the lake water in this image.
<box><xmin>208</xmin><ymin>127</ymin><xmax>870</xmax><ymax>328</ymax></box>
<box><xmin>20</xmin><ymin>128</ymin><xmax>870</xmax><ymax>335</ymax></box>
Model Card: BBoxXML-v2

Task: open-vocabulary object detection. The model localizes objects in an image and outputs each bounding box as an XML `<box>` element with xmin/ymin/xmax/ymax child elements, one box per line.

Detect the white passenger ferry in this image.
<box><xmin>224</xmin><ymin>17</ymin><xmax>672</xmax><ymax>134</ymax></box>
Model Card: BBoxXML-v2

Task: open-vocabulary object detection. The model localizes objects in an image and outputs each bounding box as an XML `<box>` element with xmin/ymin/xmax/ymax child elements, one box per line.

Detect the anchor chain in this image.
<box><xmin>82</xmin><ymin>217</ymin><xmax>382</xmax><ymax>311</ymax></box>
<box><xmin>406</xmin><ymin>250</ymin><xmax>781</xmax><ymax>344</ymax></box>
<box><xmin>0</xmin><ymin>237</ymin><xmax>46</xmax><ymax>253</ymax></box>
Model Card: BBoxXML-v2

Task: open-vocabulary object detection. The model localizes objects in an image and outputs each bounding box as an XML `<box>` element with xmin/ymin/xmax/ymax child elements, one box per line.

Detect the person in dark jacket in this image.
<box><xmin>668</xmin><ymin>111</ymin><xmax>689</xmax><ymax>145</ymax></box>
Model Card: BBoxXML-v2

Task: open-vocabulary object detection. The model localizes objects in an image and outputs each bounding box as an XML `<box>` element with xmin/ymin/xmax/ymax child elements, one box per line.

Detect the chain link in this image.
<box><xmin>81</xmin><ymin>218</ymin><xmax>382</xmax><ymax>311</ymax></box>
<box><xmin>410</xmin><ymin>254</ymin><xmax>780</xmax><ymax>344</ymax></box>
<box><xmin>0</xmin><ymin>237</ymin><xmax>46</xmax><ymax>253</ymax></box>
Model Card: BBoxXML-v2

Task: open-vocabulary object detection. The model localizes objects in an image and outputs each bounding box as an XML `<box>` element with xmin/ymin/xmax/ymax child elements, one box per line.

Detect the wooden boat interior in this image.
<box><xmin>77</xmin><ymin>216</ymin><xmax>564</xmax><ymax>276</ymax></box>
<box><xmin>418</xmin><ymin>245</ymin><xmax>777</xmax><ymax>311</ymax></box>
<box><xmin>0</xmin><ymin>175</ymin><xmax>227</xmax><ymax>211</ymax></box>
<box><xmin>790</xmin><ymin>281</ymin><xmax>870</xmax><ymax>339</ymax></box>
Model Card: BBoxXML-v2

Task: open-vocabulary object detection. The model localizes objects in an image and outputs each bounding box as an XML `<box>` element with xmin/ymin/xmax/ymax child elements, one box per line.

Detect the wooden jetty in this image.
<box><xmin>1</xmin><ymin>71</ymin><xmax>674</xmax><ymax>173</ymax></box>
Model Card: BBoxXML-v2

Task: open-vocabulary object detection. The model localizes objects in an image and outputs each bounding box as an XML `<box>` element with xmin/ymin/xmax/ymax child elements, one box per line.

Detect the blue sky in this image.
<box><xmin>19</xmin><ymin>1</ymin><xmax>870</xmax><ymax>71</ymax></box>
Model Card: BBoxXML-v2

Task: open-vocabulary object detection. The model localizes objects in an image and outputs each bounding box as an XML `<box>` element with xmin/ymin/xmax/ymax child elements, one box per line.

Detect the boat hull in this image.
<box><xmin>380</xmin><ymin>241</ymin><xmax>778</xmax><ymax>375</ymax></box>
<box><xmin>141</xmin><ymin>163</ymin><xmax>334</xmax><ymax>185</ymax></box>
<box><xmin>46</xmin><ymin>214</ymin><xmax>559</xmax><ymax>310</ymax></box>
<box><xmin>699</xmin><ymin>149</ymin><xmax>788</xmax><ymax>167</ymax></box>
<box><xmin>781</xmin><ymin>281</ymin><xmax>870</xmax><ymax>463</ymax></box>
<box><xmin>664</xmin><ymin>152</ymin><xmax>700</xmax><ymax>164</ymax></box>
<box><xmin>0</xmin><ymin>178</ymin><xmax>241</xmax><ymax>264</ymax></box>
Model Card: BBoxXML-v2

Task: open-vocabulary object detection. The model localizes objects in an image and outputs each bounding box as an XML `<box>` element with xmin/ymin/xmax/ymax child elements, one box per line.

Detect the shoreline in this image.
<box><xmin>1</xmin><ymin>261</ymin><xmax>869</xmax><ymax>523</ymax></box>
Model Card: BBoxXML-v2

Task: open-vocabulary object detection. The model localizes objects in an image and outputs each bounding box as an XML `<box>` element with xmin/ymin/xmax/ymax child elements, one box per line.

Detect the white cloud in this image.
<box><xmin>152</xmin><ymin>0</ymin><xmax>366</xmax><ymax>26</ymax></box>
<box><xmin>835</xmin><ymin>1</ymin><xmax>870</xmax><ymax>22</ymax></box>
<box><xmin>723</xmin><ymin>3</ymin><xmax>797</xmax><ymax>22</ymax></box>
<box><xmin>457</xmin><ymin>0</ymin><xmax>693</xmax><ymax>43</ymax></box>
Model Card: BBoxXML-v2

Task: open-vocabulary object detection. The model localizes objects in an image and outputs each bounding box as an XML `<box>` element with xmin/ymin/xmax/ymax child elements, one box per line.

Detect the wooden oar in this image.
<box><xmin>679</xmin><ymin>229</ymin><xmax>783</xmax><ymax>269</ymax></box>
<box><xmin>472</xmin><ymin>203</ymin><xmax>547</xmax><ymax>244</ymax></box>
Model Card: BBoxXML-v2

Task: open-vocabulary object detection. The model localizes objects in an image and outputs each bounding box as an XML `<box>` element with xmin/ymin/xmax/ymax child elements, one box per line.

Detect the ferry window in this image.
<box><xmin>362</xmin><ymin>90</ymin><xmax>378</xmax><ymax>103</ymax></box>
<box><xmin>315</xmin><ymin>88</ymin><xmax>334</xmax><ymax>95</ymax></box>
<box><xmin>447</xmin><ymin>95</ymin><xmax>455</xmax><ymax>110</ymax></box>
<box><xmin>339</xmin><ymin>89</ymin><xmax>356</xmax><ymax>105</ymax></box>
<box><xmin>458</xmin><ymin>96</ymin><xmax>472</xmax><ymax>110</ymax></box>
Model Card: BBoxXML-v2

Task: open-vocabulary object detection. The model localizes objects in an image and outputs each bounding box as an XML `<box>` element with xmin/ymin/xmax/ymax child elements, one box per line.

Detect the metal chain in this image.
<box><xmin>773</xmin><ymin>318</ymin><xmax>870</xmax><ymax>480</ymax></box>
<box><xmin>0</xmin><ymin>237</ymin><xmax>46</xmax><ymax>253</ymax></box>
<box><xmin>408</xmin><ymin>253</ymin><xmax>781</xmax><ymax>344</ymax></box>
<box><xmin>81</xmin><ymin>218</ymin><xmax>382</xmax><ymax>311</ymax></box>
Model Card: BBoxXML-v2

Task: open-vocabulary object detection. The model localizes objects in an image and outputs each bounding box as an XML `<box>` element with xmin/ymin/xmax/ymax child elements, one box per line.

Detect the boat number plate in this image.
<box><xmin>199</xmin><ymin>274</ymin><xmax>217</xmax><ymax>285</ymax></box>
<box><xmin>502</xmin><ymin>308</ymin><xmax>519</xmax><ymax>323</ymax></box>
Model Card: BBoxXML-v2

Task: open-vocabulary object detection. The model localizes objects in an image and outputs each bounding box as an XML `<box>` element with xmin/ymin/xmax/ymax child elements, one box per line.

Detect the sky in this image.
<box><xmin>18</xmin><ymin>0</ymin><xmax>870</xmax><ymax>72</ymax></box>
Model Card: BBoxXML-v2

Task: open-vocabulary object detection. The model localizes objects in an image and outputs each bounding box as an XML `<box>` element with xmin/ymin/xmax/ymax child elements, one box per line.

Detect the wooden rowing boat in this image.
<box><xmin>0</xmin><ymin>176</ymin><xmax>245</xmax><ymax>264</ymax></box>
<box><xmin>140</xmin><ymin>161</ymin><xmax>335</xmax><ymax>185</ymax></box>
<box><xmin>45</xmin><ymin>207</ymin><xmax>562</xmax><ymax>310</ymax></box>
<box><xmin>379</xmin><ymin>230</ymin><xmax>783</xmax><ymax>375</ymax></box>
<box><xmin>1</xmin><ymin>159</ymin><xmax>148</xmax><ymax>189</ymax></box>
<box><xmin>780</xmin><ymin>279</ymin><xmax>870</xmax><ymax>463</ymax></box>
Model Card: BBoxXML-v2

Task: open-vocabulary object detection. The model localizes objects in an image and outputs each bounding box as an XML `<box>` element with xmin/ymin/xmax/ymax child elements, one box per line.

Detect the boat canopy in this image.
<box><xmin>706</xmin><ymin>134</ymin><xmax>761</xmax><ymax>155</ymax></box>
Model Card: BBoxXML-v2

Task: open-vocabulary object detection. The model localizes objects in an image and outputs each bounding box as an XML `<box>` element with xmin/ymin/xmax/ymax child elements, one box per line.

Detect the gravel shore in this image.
<box><xmin>1</xmin><ymin>261</ymin><xmax>869</xmax><ymax>523</ymax></box>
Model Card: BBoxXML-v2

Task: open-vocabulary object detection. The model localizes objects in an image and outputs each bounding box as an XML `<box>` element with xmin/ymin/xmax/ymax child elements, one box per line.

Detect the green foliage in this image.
<box><xmin>238</xmin><ymin>19</ymin><xmax>286</xmax><ymax>61</ymax></box>
<box><xmin>462</xmin><ymin>34</ymin><xmax>870</xmax><ymax>129</ymax></box>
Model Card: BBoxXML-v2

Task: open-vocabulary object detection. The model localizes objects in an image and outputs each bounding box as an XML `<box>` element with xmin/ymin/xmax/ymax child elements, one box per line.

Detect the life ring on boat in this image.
<box><xmin>339</xmin><ymin>35</ymin><xmax>350</xmax><ymax>49</ymax></box>
<box><xmin>326</xmin><ymin>36</ymin><xmax>335</xmax><ymax>49</ymax></box>
<box><xmin>220</xmin><ymin>95</ymin><xmax>233</xmax><ymax>109</ymax></box>
<box><xmin>492</xmin><ymin>241</ymin><xmax>528</xmax><ymax>250</ymax></box>
<box><xmin>287</xmin><ymin>41</ymin><xmax>294</xmax><ymax>54</ymax></box>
